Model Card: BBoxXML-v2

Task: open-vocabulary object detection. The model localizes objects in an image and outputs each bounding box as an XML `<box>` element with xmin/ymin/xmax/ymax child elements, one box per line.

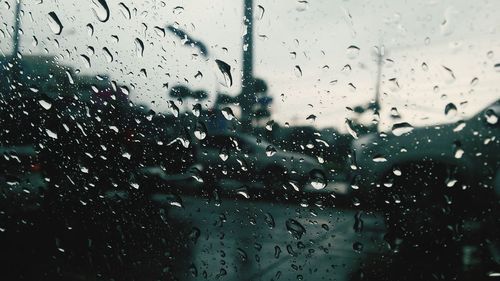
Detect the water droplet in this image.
<box><xmin>80</xmin><ymin>54</ymin><xmax>91</xmax><ymax>68</ymax></box>
<box><xmin>86</xmin><ymin>23</ymin><xmax>94</xmax><ymax>36</ymax></box>
<box><xmin>390</xmin><ymin>107</ymin><xmax>400</xmax><ymax>118</ymax></box>
<box><xmin>345</xmin><ymin>119</ymin><xmax>358</xmax><ymax>139</ymax></box>
<box><xmin>286</xmin><ymin>219</ymin><xmax>306</xmax><ymax>239</ymax></box>
<box><xmin>236</xmin><ymin>248</ymin><xmax>248</xmax><ymax>262</ymax></box>
<box><xmin>264</xmin><ymin>213</ymin><xmax>275</xmax><ymax>229</ymax></box>
<box><xmin>341</xmin><ymin>64</ymin><xmax>352</xmax><ymax>74</ymax></box>
<box><xmin>215</xmin><ymin>59</ymin><xmax>232</xmax><ymax>87</ymax></box>
<box><xmin>353</xmin><ymin>211</ymin><xmax>363</xmax><ymax>233</ymax></box>
<box><xmin>134</xmin><ymin>38</ymin><xmax>144</xmax><ymax>57</ymax></box>
<box><xmin>453</xmin><ymin>120</ymin><xmax>466</xmax><ymax>132</ymax></box>
<box><xmin>65</xmin><ymin>70</ymin><xmax>74</xmax><ymax>84</ymax></box>
<box><xmin>46</xmin><ymin>129</ymin><xmax>58</xmax><ymax>139</ymax></box>
<box><xmin>219</xmin><ymin>147</ymin><xmax>229</xmax><ymax>161</ymax></box>
<box><xmin>421</xmin><ymin>62</ymin><xmax>428</xmax><ymax>71</ymax></box>
<box><xmin>194</xmin><ymin>71</ymin><xmax>203</xmax><ymax>80</ymax></box>
<box><xmin>188</xmin><ymin>263</ymin><xmax>198</xmax><ymax>277</ymax></box>
<box><xmin>192</xmin><ymin>103</ymin><xmax>201</xmax><ymax>117</ymax></box>
<box><xmin>485</xmin><ymin>109</ymin><xmax>498</xmax><ymax>125</ymax></box>
<box><xmin>265</xmin><ymin>145</ymin><xmax>277</xmax><ymax>157</ymax></box>
<box><xmin>257</xmin><ymin>5</ymin><xmax>265</xmax><ymax>20</ymax></box>
<box><xmin>393</xmin><ymin>167</ymin><xmax>402</xmax><ymax>176</ymax></box>
<box><xmin>309</xmin><ymin>169</ymin><xmax>327</xmax><ymax>190</ymax></box>
<box><xmin>91</xmin><ymin>0</ymin><xmax>110</xmax><ymax>22</ymax></box>
<box><xmin>47</xmin><ymin>12</ymin><xmax>63</xmax><ymax>35</ymax></box>
<box><xmin>194</xmin><ymin>121</ymin><xmax>207</xmax><ymax>140</ymax></box>
<box><xmin>39</xmin><ymin>100</ymin><xmax>52</xmax><ymax>110</ymax></box>
<box><xmin>167</xmin><ymin>101</ymin><xmax>179</xmax><ymax>117</ymax></box>
<box><xmin>265</xmin><ymin>120</ymin><xmax>274</xmax><ymax>131</ymax></box>
<box><xmin>274</xmin><ymin>245</ymin><xmax>281</xmax><ymax>258</ymax></box>
<box><xmin>391</xmin><ymin>122</ymin><xmax>414</xmax><ymax>136</ymax></box>
<box><xmin>188</xmin><ymin>227</ymin><xmax>200</xmax><ymax>243</ymax></box>
<box><xmin>442</xmin><ymin>65</ymin><xmax>456</xmax><ymax>82</ymax></box>
<box><xmin>236</xmin><ymin>186</ymin><xmax>250</xmax><ymax>199</ymax></box>
<box><xmin>388</xmin><ymin>78</ymin><xmax>400</xmax><ymax>91</ymax></box>
<box><xmin>470</xmin><ymin>77</ymin><xmax>479</xmax><ymax>86</ymax></box>
<box><xmin>215</xmin><ymin>269</ymin><xmax>227</xmax><ymax>279</ymax></box>
<box><xmin>173</xmin><ymin>6</ymin><xmax>184</xmax><ymax>15</ymax></box>
<box><xmin>296</xmin><ymin>0</ymin><xmax>309</xmax><ymax>12</ymax></box>
<box><xmin>102</xmin><ymin>47</ymin><xmax>113</xmax><ymax>62</ymax></box>
<box><xmin>353</xmin><ymin>241</ymin><xmax>363</xmax><ymax>252</ymax></box>
<box><xmin>306</xmin><ymin>114</ymin><xmax>316</xmax><ymax>122</ymax></box>
<box><xmin>346</xmin><ymin>45</ymin><xmax>360</xmax><ymax>59</ymax></box>
<box><xmin>32</xmin><ymin>36</ymin><xmax>38</xmax><ymax>47</ymax></box>
<box><xmin>445</xmin><ymin>103</ymin><xmax>457</xmax><ymax>118</ymax></box>
<box><xmin>372</xmin><ymin>155</ymin><xmax>387</xmax><ymax>162</ymax></box>
<box><xmin>494</xmin><ymin>63</ymin><xmax>500</xmax><ymax>72</ymax></box>
<box><xmin>118</xmin><ymin>2</ymin><xmax>131</xmax><ymax>19</ymax></box>
<box><xmin>221</xmin><ymin>107</ymin><xmax>235</xmax><ymax>120</ymax></box>
<box><xmin>454</xmin><ymin>141</ymin><xmax>464</xmax><ymax>159</ymax></box>
<box><xmin>294</xmin><ymin>65</ymin><xmax>302</xmax><ymax>77</ymax></box>
<box><xmin>154</xmin><ymin>26</ymin><xmax>165</xmax><ymax>37</ymax></box>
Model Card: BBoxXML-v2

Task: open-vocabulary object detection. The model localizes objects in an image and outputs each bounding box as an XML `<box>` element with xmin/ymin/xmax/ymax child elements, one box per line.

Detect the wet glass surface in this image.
<box><xmin>0</xmin><ymin>1</ymin><xmax>499</xmax><ymax>280</ymax></box>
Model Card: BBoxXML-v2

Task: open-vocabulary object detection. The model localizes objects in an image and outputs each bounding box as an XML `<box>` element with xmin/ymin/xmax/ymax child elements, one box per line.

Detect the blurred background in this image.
<box><xmin>0</xmin><ymin>0</ymin><xmax>499</xmax><ymax>280</ymax></box>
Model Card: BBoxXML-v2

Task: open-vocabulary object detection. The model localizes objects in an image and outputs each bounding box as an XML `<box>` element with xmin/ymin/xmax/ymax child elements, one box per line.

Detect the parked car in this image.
<box><xmin>350</xmin><ymin>100</ymin><xmax>499</xmax><ymax>209</ymax></box>
<box><xmin>196</xmin><ymin>133</ymin><xmax>326</xmax><ymax>194</ymax></box>
<box><xmin>349</xmin><ymin>100</ymin><xmax>500</xmax><ymax>278</ymax></box>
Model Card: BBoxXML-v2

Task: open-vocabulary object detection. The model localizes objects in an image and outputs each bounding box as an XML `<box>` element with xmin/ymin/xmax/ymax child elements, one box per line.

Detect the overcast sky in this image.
<box><xmin>1</xmin><ymin>0</ymin><xmax>499</xmax><ymax>132</ymax></box>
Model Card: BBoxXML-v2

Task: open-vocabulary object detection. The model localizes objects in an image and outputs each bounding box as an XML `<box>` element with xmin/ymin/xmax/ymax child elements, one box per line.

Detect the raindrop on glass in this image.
<box><xmin>118</xmin><ymin>2</ymin><xmax>131</xmax><ymax>19</ymax></box>
<box><xmin>215</xmin><ymin>59</ymin><xmax>232</xmax><ymax>87</ymax></box>
<box><xmin>91</xmin><ymin>0</ymin><xmax>110</xmax><ymax>22</ymax></box>
<box><xmin>257</xmin><ymin>5</ymin><xmax>265</xmax><ymax>20</ymax></box>
<box><xmin>346</xmin><ymin>45</ymin><xmax>360</xmax><ymax>59</ymax></box>
<box><xmin>221</xmin><ymin>107</ymin><xmax>235</xmax><ymax>120</ymax></box>
<box><xmin>194</xmin><ymin>121</ymin><xmax>207</xmax><ymax>140</ymax></box>
<box><xmin>102</xmin><ymin>47</ymin><xmax>113</xmax><ymax>62</ymax></box>
<box><xmin>345</xmin><ymin>119</ymin><xmax>358</xmax><ymax>139</ymax></box>
<box><xmin>444</xmin><ymin>102</ymin><xmax>457</xmax><ymax>118</ymax></box>
<box><xmin>134</xmin><ymin>38</ymin><xmax>144</xmax><ymax>58</ymax></box>
<box><xmin>192</xmin><ymin>103</ymin><xmax>201</xmax><ymax>117</ymax></box>
<box><xmin>294</xmin><ymin>65</ymin><xmax>302</xmax><ymax>77</ymax></box>
<box><xmin>86</xmin><ymin>23</ymin><xmax>94</xmax><ymax>36</ymax></box>
<box><xmin>485</xmin><ymin>109</ymin><xmax>498</xmax><ymax>125</ymax></box>
<box><xmin>391</xmin><ymin>122</ymin><xmax>414</xmax><ymax>136</ymax></box>
<box><xmin>47</xmin><ymin>12</ymin><xmax>63</xmax><ymax>35</ymax></box>
<box><xmin>286</xmin><ymin>219</ymin><xmax>306</xmax><ymax>239</ymax></box>
<box><xmin>265</xmin><ymin>145</ymin><xmax>277</xmax><ymax>157</ymax></box>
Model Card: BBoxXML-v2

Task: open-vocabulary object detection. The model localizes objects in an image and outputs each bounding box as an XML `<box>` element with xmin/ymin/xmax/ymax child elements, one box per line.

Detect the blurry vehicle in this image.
<box><xmin>350</xmin><ymin>100</ymin><xmax>499</xmax><ymax>208</ymax></box>
<box><xmin>349</xmin><ymin>100</ymin><xmax>500</xmax><ymax>277</ymax></box>
<box><xmin>197</xmin><ymin>133</ymin><xmax>326</xmax><ymax>194</ymax></box>
<box><xmin>0</xmin><ymin>56</ymin><xmax>196</xmax><ymax>280</ymax></box>
<box><xmin>0</xmin><ymin>145</ymin><xmax>46</xmax><ymax>213</ymax></box>
<box><xmin>121</xmin><ymin>108</ymin><xmax>201</xmax><ymax>196</ymax></box>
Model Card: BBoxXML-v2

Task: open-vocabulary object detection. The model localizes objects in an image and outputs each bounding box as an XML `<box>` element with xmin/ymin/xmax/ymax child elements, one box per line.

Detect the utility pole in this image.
<box><xmin>12</xmin><ymin>0</ymin><xmax>22</xmax><ymax>57</ymax></box>
<box><xmin>240</xmin><ymin>0</ymin><xmax>254</xmax><ymax>132</ymax></box>
<box><xmin>6</xmin><ymin>0</ymin><xmax>23</xmax><ymax>97</ymax></box>
<box><xmin>370</xmin><ymin>45</ymin><xmax>385</xmax><ymax>132</ymax></box>
<box><xmin>372</xmin><ymin>45</ymin><xmax>383</xmax><ymax>115</ymax></box>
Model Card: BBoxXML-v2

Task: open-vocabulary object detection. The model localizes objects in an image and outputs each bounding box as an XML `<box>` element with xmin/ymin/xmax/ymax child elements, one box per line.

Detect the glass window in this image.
<box><xmin>1</xmin><ymin>1</ymin><xmax>499</xmax><ymax>280</ymax></box>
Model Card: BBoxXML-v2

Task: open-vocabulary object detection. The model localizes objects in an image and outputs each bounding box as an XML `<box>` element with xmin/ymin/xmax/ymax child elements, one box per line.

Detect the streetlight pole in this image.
<box><xmin>240</xmin><ymin>0</ymin><xmax>254</xmax><ymax>132</ymax></box>
<box><xmin>372</xmin><ymin>45</ymin><xmax>383</xmax><ymax>116</ymax></box>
